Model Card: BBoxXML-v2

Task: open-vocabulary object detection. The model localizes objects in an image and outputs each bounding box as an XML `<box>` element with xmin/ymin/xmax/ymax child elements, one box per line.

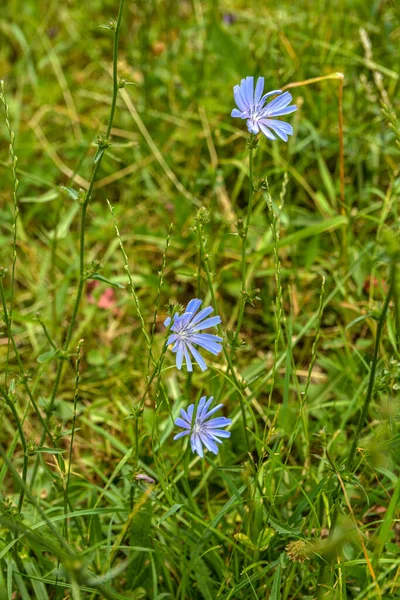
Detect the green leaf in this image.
<box><xmin>256</xmin><ymin>216</ymin><xmax>348</xmax><ymax>257</ymax></box>
<box><xmin>157</xmin><ymin>504</ymin><xmax>184</xmax><ymax>526</ymax></box>
<box><xmin>194</xmin><ymin>558</ymin><xmax>215</xmax><ymax>600</ymax></box>
<box><xmin>93</xmin><ymin>147</ymin><xmax>105</xmax><ymax>164</ymax></box>
<box><xmin>267</xmin><ymin>515</ymin><xmax>301</xmax><ymax>536</ymax></box>
<box><xmin>20</xmin><ymin>190</ymin><xmax>59</xmax><ymax>203</ymax></box>
<box><xmin>314</xmin><ymin>191</ymin><xmax>335</xmax><ymax>217</ymax></box>
<box><xmin>317</xmin><ymin>153</ymin><xmax>337</xmax><ymax>208</ymax></box>
<box><xmin>345</xmin><ymin>313</ymin><xmax>373</xmax><ymax>330</ymax></box>
<box><xmin>23</xmin><ymin>560</ymin><xmax>49</xmax><ymax>600</ymax></box>
<box><xmin>89</xmin><ymin>273</ymin><xmax>125</xmax><ymax>289</ymax></box>
<box><xmin>37</xmin><ymin>349</ymin><xmax>61</xmax><ymax>364</ymax></box>
<box><xmin>234</xmin><ymin>528</ymin><xmax>275</xmax><ymax>552</ymax></box>
<box><xmin>35</xmin><ymin>447</ymin><xmax>65</xmax><ymax>454</ymax></box>
<box><xmin>60</xmin><ymin>186</ymin><xmax>80</xmax><ymax>201</ymax></box>
<box><xmin>257</xmin><ymin>527</ymin><xmax>275</xmax><ymax>551</ymax></box>
<box><xmin>270</xmin><ymin>563</ymin><xmax>282</xmax><ymax>600</ymax></box>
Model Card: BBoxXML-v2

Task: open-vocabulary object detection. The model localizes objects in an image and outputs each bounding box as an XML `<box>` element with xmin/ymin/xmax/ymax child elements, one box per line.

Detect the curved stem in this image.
<box><xmin>63</xmin><ymin>339</ymin><xmax>83</xmax><ymax>542</ymax></box>
<box><xmin>106</xmin><ymin>0</ymin><xmax>124</xmax><ymax>140</ymax></box>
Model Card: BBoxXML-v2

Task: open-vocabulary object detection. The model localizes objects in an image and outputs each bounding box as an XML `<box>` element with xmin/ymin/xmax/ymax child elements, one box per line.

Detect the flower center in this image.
<box><xmin>250</xmin><ymin>107</ymin><xmax>259</xmax><ymax>120</ymax></box>
<box><xmin>251</xmin><ymin>102</ymin><xmax>264</xmax><ymax>121</ymax></box>
<box><xmin>178</xmin><ymin>327</ymin><xmax>190</xmax><ymax>340</ymax></box>
<box><xmin>192</xmin><ymin>421</ymin><xmax>202</xmax><ymax>434</ymax></box>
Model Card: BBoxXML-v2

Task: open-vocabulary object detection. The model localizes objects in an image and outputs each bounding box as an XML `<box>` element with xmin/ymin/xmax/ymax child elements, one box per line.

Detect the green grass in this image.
<box><xmin>0</xmin><ymin>0</ymin><xmax>399</xmax><ymax>598</ymax></box>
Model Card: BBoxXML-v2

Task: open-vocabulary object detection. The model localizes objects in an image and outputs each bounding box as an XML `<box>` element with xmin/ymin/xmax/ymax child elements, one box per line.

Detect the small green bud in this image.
<box><xmin>243</xmin><ymin>288</ymin><xmax>261</xmax><ymax>307</ymax></box>
<box><xmin>19</xmin><ymin>372</ymin><xmax>31</xmax><ymax>384</ymax></box>
<box><xmin>77</xmin><ymin>189</ymin><xmax>86</xmax><ymax>207</ymax></box>
<box><xmin>130</xmin><ymin>406</ymin><xmax>144</xmax><ymax>420</ymax></box>
<box><xmin>226</xmin><ymin>329</ymin><xmax>246</xmax><ymax>350</ymax></box>
<box><xmin>194</xmin><ymin>207</ymin><xmax>210</xmax><ymax>227</ymax></box>
<box><xmin>85</xmin><ymin>260</ymin><xmax>101</xmax><ymax>279</ymax></box>
<box><xmin>99</xmin><ymin>19</ymin><xmax>117</xmax><ymax>32</ymax></box>
<box><xmin>96</xmin><ymin>135</ymin><xmax>111</xmax><ymax>148</ymax></box>
<box><xmin>94</xmin><ymin>136</ymin><xmax>111</xmax><ymax>163</ymax></box>
<box><xmin>236</xmin><ymin>219</ymin><xmax>245</xmax><ymax>238</ymax></box>
<box><xmin>246</xmin><ymin>134</ymin><xmax>259</xmax><ymax>150</ymax></box>
<box><xmin>52</xmin><ymin>423</ymin><xmax>63</xmax><ymax>440</ymax></box>
<box><xmin>26</xmin><ymin>440</ymin><xmax>37</xmax><ymax>456</ymax></box>
<box><xmin>0</xmin><ymin>496</ymin><xmax>19</xmax><ymax>518</ymax></box>
<box><xmin>165</xmin><ymin>300</ymin><xmax>184</xmax><ymax>320</ymax></box>
<box><xmin>240</xmin><ymin>379</ymin><xmax>248</xmax><ymax>390</ymax></box>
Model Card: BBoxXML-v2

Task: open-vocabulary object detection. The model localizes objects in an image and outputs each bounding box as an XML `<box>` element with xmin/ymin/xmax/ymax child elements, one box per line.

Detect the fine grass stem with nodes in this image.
<box><xmin>63</xmin><ymin>338</ymin><xmax>84</xmax><ymax>543</ymax></box>
<box><xmin>231</xmin><ymin>136</ymin><xmax>256</xmax><ymax>357</ymax></box>
<box><xmin>0</xmin><ymin>81</ymin><xmax>20</xmax><ymax>389</ymax></box>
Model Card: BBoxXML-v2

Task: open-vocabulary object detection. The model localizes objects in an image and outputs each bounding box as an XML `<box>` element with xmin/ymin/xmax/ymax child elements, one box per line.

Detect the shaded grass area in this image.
<box><xmin>0</xmin><ymin>0</ymin><xmax>399</xmax><ymax>598</ymax></box>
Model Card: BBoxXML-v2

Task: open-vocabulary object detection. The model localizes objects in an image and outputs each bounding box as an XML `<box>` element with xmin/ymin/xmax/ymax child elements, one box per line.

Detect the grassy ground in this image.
<box><xmin>0</xmin><ymin>0</ymin><xmax>399</xmax><ymax>598</ymax></box>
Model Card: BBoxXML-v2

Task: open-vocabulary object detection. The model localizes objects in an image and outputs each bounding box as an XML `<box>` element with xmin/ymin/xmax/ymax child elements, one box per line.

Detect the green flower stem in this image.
<box><xmin>197</xmin><ymin>226</ymin><xmax>251</xmax><ymax>453</ymax></box>
<box><xmin>146</xmin><ymin>224</ymin><xmax>172</xmax><ymax>380</ymax></box>
<box><xmin>134</xmin><ymin>417</ymin><xmax>140</xmax><ymax>475</ymax></box>
<box><xmin>107</xmin><ymin>199</ymin><xmax>152</xmax><ymax>357</ymax></box>
<box><xmin>106</xmin><ymin>0</ymin><xmax>124</xmax><ymax>141</ymax></box>
<box><xmin>141</xmin><ymin>339</ymin><xmax>169</xmax><ymax>405</ymax></box>
<box><xmin>231</xmin><ymin>142</ymin><xmax>254</xmax><ymax>356</ymax></box>
<box><xmin>63</xmin><ymin>339</ymin><xmax>83</xmax><ymax>542</ymax></box>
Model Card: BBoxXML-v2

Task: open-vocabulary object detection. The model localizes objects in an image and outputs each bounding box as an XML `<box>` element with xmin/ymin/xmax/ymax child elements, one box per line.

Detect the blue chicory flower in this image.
<box><xmin>164</xmin><ymin>299</ymin><xmax>222</xmax><ymax>372</ymax></box>
<box><xmin>174</xmin><ymin>396</ymin><xmax>232</xmax><ymax>458</ymax></box>
<box><xmin>231</xmin><ymin>76</ymin><xmax>297</xmax><ymax>141</ymax></box>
